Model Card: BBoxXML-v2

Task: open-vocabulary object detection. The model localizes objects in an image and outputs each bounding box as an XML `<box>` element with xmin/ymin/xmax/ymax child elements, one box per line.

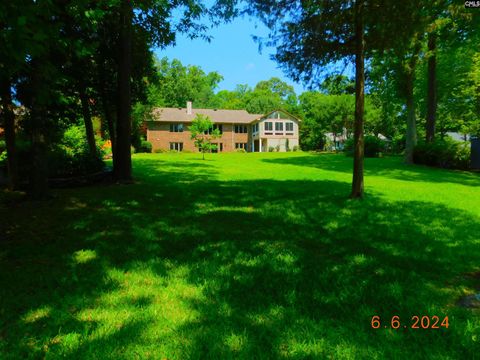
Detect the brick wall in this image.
<box><xmin>147</xmin><ymin>122</ymin><xmax>251</xmax><ymax>152</ymax></box>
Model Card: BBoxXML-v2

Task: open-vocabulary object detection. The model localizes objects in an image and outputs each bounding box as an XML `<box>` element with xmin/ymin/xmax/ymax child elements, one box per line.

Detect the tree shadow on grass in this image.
<box><xmin>262</xmin><ymin>154</ymin><xmax>480</xmax><ymax>187</ymax></box>
<box><xmin>1</xmin><ymin>156</ymin><xmax>479</xmax><ymax>358</ymax></box>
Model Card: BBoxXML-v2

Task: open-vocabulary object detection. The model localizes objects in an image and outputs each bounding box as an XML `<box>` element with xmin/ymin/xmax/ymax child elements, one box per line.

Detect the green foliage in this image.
<box><xmin>48</xmin><ymin>125</ymin><xmax>105</xmax><ymax>178</ymax></box>
<box><xmin>189</xmin><ymin>114</ymin><xmax>221</xmax><ymax>159</ymax></box>
<box><xmin>147</xmin><ymin>57</ymin><xmax>223</xmax><ymax>108</ymax></box>
<box><xmin>320</xmin><ymin>74</ymin><xmax>355</xmax><ymax>95</ymax></box>
<box><xmin>135</xmin><ymin>140</ymin><xmax>152</xmax><ymax>154</ymax></box>
<box><xmin>235</xmin><ymin>148</ymin><xmax>247</xmax><ymax>153</ymax></box>
<box><xmin>345</xmin><ymin>135</ymin><xmax>386</xmax><ymax>158</ymax></box>
<box><xmin>413</xmin><ymin>138</ymin><xmax>471</xmax><ymax>170</ymax></box>
<box><xmin>0</xmin><ymin>141</ymin><xmax>6</xmax><ymax>168</ymax></box>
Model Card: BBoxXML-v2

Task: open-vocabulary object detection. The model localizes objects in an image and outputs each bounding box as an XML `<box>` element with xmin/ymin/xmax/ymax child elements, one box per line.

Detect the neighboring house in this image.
<box><xmin>324</xmin><ymin>131</ymin><xmax>390</xmax><ymax>151</ymax></box>
<box><xmin>446</xmin><ymin>132</ymin><xmax>471</xmax><ymax>142</ymax></box>
<box><xmin>147</xmin><ymin>101</ymin><xmax>301</xmax><ymax>152</ymax></box>
<box><xmin>325</xmin><ymin>132</ymin><xmax>347</xmax><ymax>151</ymax></box>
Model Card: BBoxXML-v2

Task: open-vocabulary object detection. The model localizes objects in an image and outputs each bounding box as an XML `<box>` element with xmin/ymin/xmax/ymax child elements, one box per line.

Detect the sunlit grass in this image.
<box><xmin>1</xmin><ymin>152</ymin><xmax>479</xmax><ymax>359</ymax></box>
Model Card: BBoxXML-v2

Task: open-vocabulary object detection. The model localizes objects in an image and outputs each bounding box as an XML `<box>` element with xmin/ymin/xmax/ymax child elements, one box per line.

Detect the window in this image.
<box><xmin>211</xmin><ymin>143</ymin><xmax>223</xmax><ymax>153</ymax></box>
<box><xmin>286</xmin><ymin>122</ymin><xmax>294</xmax><ymax>132</ymax></box>
<box><xmin>169</xmin><ymin>123</ymin><xmax>184</xmax><ymax>132</ymax></box>
<box><xmin>169</xmin><ymin>142</ymin><xmax>183</xmax><ymax>151</ymax></box>
<box><xmin>275</xmin><ymin>122</ymin><xmax>284</xmax><ymax>131</ymax></box>
<box><xmin>204</xmin><ymin>124</ymin><xmax>223</xmax><ymax>135</ymax></box>
<box><xmin>264</xmin><ymin>122</ymin><xmax>273</xmax><ymax>131</ymax></box>
<box><xmin>235</xmin><ymin>143</ymin><xmax>247</xmax><ymax>149</ymax></box>
<box><xmin>235</xmin><ymin>125</ymin><xmax>247</xmax><ymax>133</ymax></box>
<box><xmin>252</xmin><ymin>123</ymin><xmax>259</xmax><ymax>133</ymax></box>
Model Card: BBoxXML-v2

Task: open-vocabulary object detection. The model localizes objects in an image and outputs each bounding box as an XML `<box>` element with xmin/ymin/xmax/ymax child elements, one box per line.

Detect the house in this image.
<box><xmin>146</xmin><ymin>101</ymin><xmax>301</xmax><ymax>152</ymax></box>
<box><xmin>446</xmin><ymin>132</ymin><xmax>471</xmax><ymax>142</ymax></box>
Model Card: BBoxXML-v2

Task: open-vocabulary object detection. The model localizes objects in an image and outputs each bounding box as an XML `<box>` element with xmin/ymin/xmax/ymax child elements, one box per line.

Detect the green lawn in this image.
<box><xmin>1</xmin><ymin>152</ymin><xmax>479</xmax><ymax>359</ymax></box>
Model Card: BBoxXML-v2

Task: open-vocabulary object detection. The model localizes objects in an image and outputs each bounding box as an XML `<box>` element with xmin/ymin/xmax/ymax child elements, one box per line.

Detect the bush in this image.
<box><xmin>154</xmin><ymin>148</ymin><xmax>167</xmax><ymax>153</ymax></box>
<box><xmin>292</xmin><ymin>145</ymin><xmax>300</xmax><ymax>152</ymax></box>
<box><xmin>0</xmin><ymin>141</ymin><xmax>6</xmax><ymax>168</ymax></box>
<box><xmin>268</xmin><ymin>146</ymin><xmax>275</xmax><ymax>152</ymax></box>
<box><xmin>344</xmin><ymin>135</ymin><xmax>386</xmax><ymax>157</ymax></box>
<box><xmin>413</xmin><ymin>138</ymin><xmax>471</xmax><ymax>170</ymax></box>
<box><xmin>236</xmin><ymin>148</ymin><xmax>246</xmax><ymax>153</ymax></box>
<box><xmin>275</xmin><ymin>145</ymin><xmax>280</xmax><ymax>152</ymax></box>
<box><xmin>48</xmin><ymin>125</ymin><xmax>105</xmax><ymax>178</ymax></box>
<box><xmin>135</xmin><ymin>140</ymin><xmax>152</xmax><ymax>153</ymax></box>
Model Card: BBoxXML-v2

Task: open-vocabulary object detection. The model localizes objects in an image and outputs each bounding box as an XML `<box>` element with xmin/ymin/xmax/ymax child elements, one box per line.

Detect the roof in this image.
<box><xmin>151</xmin><ymin>107</ymin><xmax>263</xmax><ymax>124</ymax></box>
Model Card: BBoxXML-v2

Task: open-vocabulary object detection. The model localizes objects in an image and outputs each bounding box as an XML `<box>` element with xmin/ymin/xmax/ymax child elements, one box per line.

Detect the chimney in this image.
<box><xmin>186</xmin><ymin>101</ymin><xmax>192</xmax><ymax>115</ymax></box>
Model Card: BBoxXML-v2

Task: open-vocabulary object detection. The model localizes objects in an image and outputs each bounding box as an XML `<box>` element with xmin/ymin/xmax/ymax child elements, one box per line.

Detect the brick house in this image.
<box><xmin>147</xmin><ymin>101</ymin><xmax>301</xmax><ymax>152</ymax></box>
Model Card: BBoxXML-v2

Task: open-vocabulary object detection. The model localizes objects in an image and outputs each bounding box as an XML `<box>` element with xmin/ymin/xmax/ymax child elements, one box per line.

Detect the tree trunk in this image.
<box><xmin>79</xmin><ymin>82</ymin><xmax>97</xmax><ymax>156</ymax></box>
<box><xmin>404</xmin><ymin>71</ymin><xmax>417</xmax><ymax>164</ymax></box>
<box><xmin>351</xmin><ymin>0</ymin><xmax>365</xmax><ymax>199</ymax></box>
<box><xmin>426</xmin><ymin>32</ymin><xmax>437</xmax><ymax>143</ymax></box>
<box><xmin>0</xmin><ymin>77</ymin><xmax>19</xmax><ymax>190</ymax></box>
<box><xmin>115</xmin><ymin>0</ymin><xmax>133</xmax><ymax>181</ymax></box>
<box><xmin>29</xmin><ymin>60</ymin><xmax>49</xmax><ymax>199</ymax></box>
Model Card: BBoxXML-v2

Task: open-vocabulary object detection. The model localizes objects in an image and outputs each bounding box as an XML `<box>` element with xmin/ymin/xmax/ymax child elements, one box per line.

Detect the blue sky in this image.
<box><xmin>153</xmin><ymin>16</ymin><xmax>308</xmax><ymax>95</ymax></box>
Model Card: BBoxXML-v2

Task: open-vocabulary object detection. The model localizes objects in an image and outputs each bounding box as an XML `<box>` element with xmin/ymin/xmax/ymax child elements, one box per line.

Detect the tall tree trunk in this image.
<box><xmin>0</xmin><ymin>77</ymin><xmax>19</xmax><ymax>190</ymax></box>
<box><xmin>28</xmin><ymin>59</ymin><xmax>50</xmax><ymax>199</ymax></box>
<box><xmin>79</xmin><ymin>82</ymin><xmax>97</xmax><ymax>156</ymax></box>
<box><xmin>115</xmin><ymin>0</ymin><xmax>133</xmax><ymax>181</ymax></box>
<box><xmin>351</xmin><ymin>0</ymin><xmax>365</xmax><ymax>199</ymax></box>
<box><xmin>426</xmin><ymin>32</ymin><xmax>437</xmax><ymax>143</ymax></box>
<box><xmin>404</xmin><ymin>71</ymin><xmax>417</xmax><ymax>164</ymax></box>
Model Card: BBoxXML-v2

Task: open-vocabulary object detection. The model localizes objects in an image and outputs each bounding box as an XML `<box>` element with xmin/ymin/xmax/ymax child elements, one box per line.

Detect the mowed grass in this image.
<box><xmin>1</xmin><ymin>152</ymin><xmax>480</xmax><ymax>359</ymax></box>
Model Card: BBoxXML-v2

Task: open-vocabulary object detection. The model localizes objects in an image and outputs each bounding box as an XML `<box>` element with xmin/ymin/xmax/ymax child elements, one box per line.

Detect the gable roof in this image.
<box><xmin>151</xmin><ymin>107</ymin><xmax>263</xmax><ymax>124</ymax></box>
<box><xmin>254</xmin><ymin>109</ymin><xmax>302</xmax><ymax>123</ymax></box>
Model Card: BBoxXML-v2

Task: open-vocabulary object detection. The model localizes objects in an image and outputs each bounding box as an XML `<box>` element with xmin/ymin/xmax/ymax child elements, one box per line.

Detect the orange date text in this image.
<box><xmin>371</xmin><ymin>315</ymin><xmax>449</xmax><ymax>329</ymax></box>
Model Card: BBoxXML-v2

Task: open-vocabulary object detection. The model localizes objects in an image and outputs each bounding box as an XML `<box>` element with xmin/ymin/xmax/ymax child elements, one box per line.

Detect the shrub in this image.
<box><xmin>292</xmin><ymin>145</ymin><xmax>300</xmax><ymax>152</ymax></box>
<box><xmin>344</xmin><ymin>135</ymin><xmax>386</xmax><ymax>157</ymax></box>
<box><xmin>48</xmin><ymin>125</ymin><xmax>105</xmax><ymax>178</ymax></box>
<box><xmin>154</xmin><ymin>148</ymin><xmax>167</xmax><ymax>153</ymax></box>
<box><xmin>413</xmin><ymin>138</ymin><xmax>471</xmax><ymax>170</ymax></box>
<box><xmin>0</xmin><ymin>141</ymin><xmax>6</xmax><ymax>167</ymax></box>
<box><xmin>236</xmin><ymin>148</ymin><xmax>246</xmax><ymax>153</ymax></box>
<box><xmin>268</xmin><ymin>146</ymin><xmax>275</xmax><ymax>152</ymax></box>
<box><xmin>275</xmin><ymin>144</ymin><xmax>280</xmax><ymax>152</ymax></box>
<box><xmin>135</xmin><ymin>140</ymin><xmax>152</xmax><ymax>153</ymax></box>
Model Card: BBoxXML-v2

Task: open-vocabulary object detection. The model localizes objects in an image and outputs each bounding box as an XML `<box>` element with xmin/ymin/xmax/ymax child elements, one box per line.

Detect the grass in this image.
<box><xmin>1</xmin><ymin>152</ymin><xmax>479</xmax><ymax>359</ymax></box>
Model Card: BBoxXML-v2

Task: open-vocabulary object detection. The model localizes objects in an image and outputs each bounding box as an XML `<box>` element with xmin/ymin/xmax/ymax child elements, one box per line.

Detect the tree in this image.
<box><xmin>189</xmin><ymin>114</ymin><xmax>221</xmax><ymax>160</ymax></box>
<box><xmin>146</xmin><ymin>57</ymin><xmax>223</xmax><ymax>108</ymax></box>
<box><xmin>115</xmin><ymin>0</ymin><xmax>134</xmax><ymax>182</ymax></box>
<box><xmin>351</xmin><ymin>0</ymin><xmax>365</xmax><ymax>198</ymax></box>
<box><xmin>321</xmin><ymin>74</ymin><xmax>355</xmax><ymax>95</ymax></box>
<box><xmin>247</xmin><ymin>0</ymin><xmax>426</xmax><ymax>195</ymax></box>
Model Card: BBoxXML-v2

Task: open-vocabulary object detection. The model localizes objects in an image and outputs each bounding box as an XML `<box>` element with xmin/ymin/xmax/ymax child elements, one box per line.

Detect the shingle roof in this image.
<box><xmin>151</xmin><ymin>107</ymin><xmax>263</xmax><ymax>124</ymax></box>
